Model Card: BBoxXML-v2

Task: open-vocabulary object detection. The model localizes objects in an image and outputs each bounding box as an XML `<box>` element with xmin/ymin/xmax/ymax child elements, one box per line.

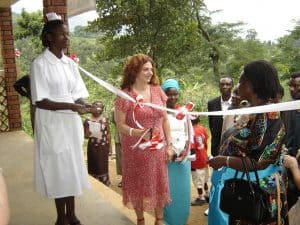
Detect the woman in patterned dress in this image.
<box><xmin>208</xmin><ymin>60</ymin><xmax>288</xmax><ymax>225</ymax></box>
<box><xmin>115</xmin><ymin>54</ymin><xmax>174</xmax><ymax>225</ymax></box>
<box><xmin>84</xmin><ymin>101</ymin><xmax>111</xmax><ymax>186</ymax></box>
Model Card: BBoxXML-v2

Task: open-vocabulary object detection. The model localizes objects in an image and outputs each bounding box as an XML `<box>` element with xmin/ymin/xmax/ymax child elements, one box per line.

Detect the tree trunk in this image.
<box><xmin>193</xmin><ymin>0</ymin><xmax>220</xmax><ymax>79</ymax></box>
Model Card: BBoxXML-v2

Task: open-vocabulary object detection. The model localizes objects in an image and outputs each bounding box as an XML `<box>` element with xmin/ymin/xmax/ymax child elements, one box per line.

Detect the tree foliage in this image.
<box><xmin>276</xmin><ymin>21</ymin><xmax>300</xmax><ymax>76</ymax></box>
<box><xmin>89</xmin><ymin>0</ymin><xmax>247</xmax><ymax>82</ymax></box>
<box><xmin>13</xmin><ymin>10</ymin><xmax>44</xmax><ymax>75</ymax></box>
<box><xmin>14</xmin><ymin>9</ymin><xmax>44</xmax><ymax>39</ymax></box>
<box><xmin>90</xmin><ymin>0</ymin><xmax>196</xmax><ymax>67</ymax></box>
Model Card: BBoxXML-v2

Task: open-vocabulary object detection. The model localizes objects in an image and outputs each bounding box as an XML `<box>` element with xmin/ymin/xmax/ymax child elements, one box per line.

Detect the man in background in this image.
<box><xmin>285</xmin><ymin>71</ymin><xmax>300</xmax><ymax>210</ymax></box>
<box><xmin>207</xmin><ymin>76</ymin><xmax>233</xmax><ymax>157</ymax></box>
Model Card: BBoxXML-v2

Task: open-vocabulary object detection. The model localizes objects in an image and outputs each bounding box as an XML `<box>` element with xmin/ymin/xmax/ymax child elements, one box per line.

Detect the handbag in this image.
<box><xmin>220</xmin><ymin>158</ymin><xmax>271</xmax><ymax>224</ymax></box>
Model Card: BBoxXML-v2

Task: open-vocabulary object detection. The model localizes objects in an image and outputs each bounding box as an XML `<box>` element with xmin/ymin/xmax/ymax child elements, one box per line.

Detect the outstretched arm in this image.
<box><xmin>284</xmin><ymin>155</ymin><xmax>300</xmax><ymax>190</ymax></box>
<box><xmin>35</xmin><ymin>99</ymin><xmax>88</xmax><ymax>114</ymax></box>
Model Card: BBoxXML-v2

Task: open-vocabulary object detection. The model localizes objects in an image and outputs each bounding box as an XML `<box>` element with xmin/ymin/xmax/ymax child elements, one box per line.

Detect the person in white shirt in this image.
<box><xmin>162</xmin><ymin>79</ymin><xmax>191</xmax><ymax>225</ymax></box>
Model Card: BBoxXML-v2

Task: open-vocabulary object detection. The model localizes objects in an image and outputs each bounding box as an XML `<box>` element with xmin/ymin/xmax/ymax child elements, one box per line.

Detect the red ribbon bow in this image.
<box><xmin>138</xmin><ymin>133</ymin><xmax>164</xmax><ymax>151</ymax></box>
<box><xmin>175</xmin><ymin>102</ymin><xmax>194</xmax><ymax>120</ymax></box>
<box><xmin>14</xmin><ymin>48</ymin><xmax>21</xmax><ymax>58</ymax></box>
<box><xmin>70</xmin><ymin>53</ymin><xmax>79</xmax><ymax>64</ymax></box>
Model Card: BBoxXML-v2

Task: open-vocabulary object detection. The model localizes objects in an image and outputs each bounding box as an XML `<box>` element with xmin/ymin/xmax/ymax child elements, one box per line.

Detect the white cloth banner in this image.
<box><xmin>79</xmin><ymin>66</ymin><xmax>300</xmax><ymax>116</ymax></box>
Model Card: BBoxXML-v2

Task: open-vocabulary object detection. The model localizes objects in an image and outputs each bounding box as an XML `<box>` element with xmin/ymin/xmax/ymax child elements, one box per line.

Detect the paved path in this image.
<box><xmin>0</xmin><ymin>131</ymin><xmax>208</xmax><ymax>225</ymax></box>
<box><xmin>108</xmin><ymin>152</ymin><xmax>209</xmax><ymax>225</ymax></box>
<box><xmin>0</xmin><ymin>131</ymin><xmax>155</xmax><ymax>225</ymax></box>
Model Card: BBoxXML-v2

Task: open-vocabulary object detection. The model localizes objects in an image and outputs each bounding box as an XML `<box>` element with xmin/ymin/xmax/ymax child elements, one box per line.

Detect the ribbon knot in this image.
<box><xmin>133</xmin><ymin>94</ymin><xmax>145</xmax><ymax>129</ymax></box>
<box><xmin>175</xmin><ymin>102</ymin><xmax>194</xmax><ymax>120</ymax></box>
<box><xmin>136</xmin><ymin>94</ymin><xmax>144</xmax><ymax>105</ymax></box>
<box><xmin>70</xmin><ymin>53</ymin><xmax>79</xmax><ymax>64</ymax></box>
<box><xmin>138</xmin><ymin>133</ymin><xmax>164</xmax><ymax>151</ymax></box>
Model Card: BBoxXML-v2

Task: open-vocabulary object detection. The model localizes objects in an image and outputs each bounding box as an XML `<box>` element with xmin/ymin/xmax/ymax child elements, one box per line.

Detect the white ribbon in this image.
<box><xmin>79</xmin><ymin>66</ymin><xmax>135</xmax><ymax>103</ymax></box>
<box><xmin>132</xmin><ymin>95</ymin><xmax>145</xmax><ymax>129</ymax></box>
<box><xmin>131</xmin><ymin>129</ymin><xmax>150</xmax><ymax>149</ymax></box>
<box><xmin>79</xmin><ymin>66</ymin><xmax>300</xmax><ymax>116</ymax></box>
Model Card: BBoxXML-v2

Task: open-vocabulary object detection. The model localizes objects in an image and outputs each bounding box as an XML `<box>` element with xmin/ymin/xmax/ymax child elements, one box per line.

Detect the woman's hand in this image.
<box><xmin>166</xmin><ymin>146</ymin><xmax>176</xmax><ymax>162</ymax></box>
<box><xmin>142</xmin><ymin>129</ymin><xmax>151</xmax><ymax>141</ymax></box>
<box><xmin>175</xmin><ymin>141</ymin><xmax>190</xmax><ymax>161</ymax></box>
<box><xmin>84</xmin><ymin>131</ymin><xmax>91</xmax><ymax>138</ymax></box>
<box><xmin>207</xmin><ymin>156</ymin><xmax>226</xmax><ymax>170</ymax></box>
<box><xmin>71</xmin><ymin>104</ymin><xmax>87</xmax><ymax>114</ymax></box>
<box><xmin>134</xmin><ymin>129</ymin><xmax>151</xmax><ymax>140</ymax></box>
<box><xmin>109</xmin><ymin>146</ymin><xmax>113</xmax><ymax>156</ymax></box>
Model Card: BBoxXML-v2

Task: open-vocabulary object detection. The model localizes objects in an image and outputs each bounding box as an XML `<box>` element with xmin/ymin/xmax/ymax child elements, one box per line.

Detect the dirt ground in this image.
<box><xmin>107</xmin><ymin>156</ymin><xmax>209</xmax><ymax>225</ymax></box>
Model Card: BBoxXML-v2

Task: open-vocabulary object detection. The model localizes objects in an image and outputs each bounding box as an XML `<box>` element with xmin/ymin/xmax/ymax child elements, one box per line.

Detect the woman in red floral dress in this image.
<box><xmin>115</xmin><ymin>54</ymin><xmax>174</xmax><ymax>225</ymax></box>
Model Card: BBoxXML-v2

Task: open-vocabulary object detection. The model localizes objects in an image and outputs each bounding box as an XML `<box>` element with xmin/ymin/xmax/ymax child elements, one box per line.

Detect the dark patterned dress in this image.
<box><xmin>220</xmin><ymin>112</ymin><xmax>288</xmax><ymax>225</ymax></box>
<box><xmin>84</xmin><ymin>117</ymin><xmax>111</xmax><ymax>186</ymax></box>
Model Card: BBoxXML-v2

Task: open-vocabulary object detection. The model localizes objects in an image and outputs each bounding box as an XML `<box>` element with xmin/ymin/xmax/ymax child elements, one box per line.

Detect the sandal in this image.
<box><xmin>137</xmin><ymin>217</ymin><xmax>144</xmax><ymax>225</ymax></box>
<box><xmin>55</xmin><ymin>222</ymin><xmax>68</xmax><ymax>225</ymax></box>
<box><xmin>69</xmin><ymin>220</ymin><xmax>82</xmax><ymax>225</ymax></box>
<box><xmin>118</xmin><ymin>181</ymin><xmax>122</xmax><ymax>188</ymax></box>
<box><xmin>155</xmin><ymin>217</ymin><xmax>163</xmax><ymax>225</ymax></box>
<box><xmin>55</xmin><ymin>217</ymin><xmax>68</xmax><ymax>225</ymax></box>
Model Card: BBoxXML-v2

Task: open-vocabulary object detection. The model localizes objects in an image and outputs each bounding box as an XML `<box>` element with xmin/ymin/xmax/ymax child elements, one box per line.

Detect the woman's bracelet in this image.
<box><xmin>226</xmin><ymin>156</ymin><xmax>230</xmax><ymax>167</ymax></box>
<box><xmin>129</xmin><ymin>127</ymin><xmax>134</xmax><ymax>136</ymax></box>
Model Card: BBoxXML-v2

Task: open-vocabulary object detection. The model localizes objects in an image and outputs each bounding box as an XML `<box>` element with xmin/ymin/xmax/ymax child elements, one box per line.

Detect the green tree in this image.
<box><xmin>14</xmin><ymin>9</ymin><xmax>44</xmax><ymax>39</ymax></box>
<box><xmin>90</xmin><ymin>0</ymin><xmax>200</xmax><ymax>69</ymax></box>
<box><xmin>224</xmin><ymin>37</ymin><xmax>275</xmax><ymax>81</ymax></box>
<box><xmin>90</xmin><ymin>0</ymin><xmax>244</xmax><ymax>81</ymax></box>
<box><xmin>13</xmin><ymin>10</ymin><xmax>44</xmax><ymax>75</ymax></box>
<box><xmin>276</xmin><ymin>20</ymin><xmax>300</xmax><ymax>76</ymax></box>
<box><xmin>73</xmin><ymin>25</ymin><xmax>103</xmax><ymax>38</ymax></box>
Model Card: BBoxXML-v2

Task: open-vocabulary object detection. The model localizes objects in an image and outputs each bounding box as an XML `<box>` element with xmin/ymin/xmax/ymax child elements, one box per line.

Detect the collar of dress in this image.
<box><xmin>44</xmin><ymin>48</ymin><xmax>69</xmax><ymax>65</ymax></box>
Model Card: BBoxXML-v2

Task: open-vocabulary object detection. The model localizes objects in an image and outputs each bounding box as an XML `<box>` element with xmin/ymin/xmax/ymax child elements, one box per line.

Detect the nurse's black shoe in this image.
<box><xmin>69</xmin><ymin>220</ymin><xmax>82</xmax><ymax>225</ymax></box>
<box><xmin>55</xmin><ymin>221</ymin><xmax>68</xmax><ymax>225</ymax></box>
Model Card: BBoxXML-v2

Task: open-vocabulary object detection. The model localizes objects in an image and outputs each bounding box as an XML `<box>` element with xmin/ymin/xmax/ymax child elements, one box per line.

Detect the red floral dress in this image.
<box><xmin>114</xmin><ymin>85</ymin><xmax>170</xmax><ymax>211</ymax></box>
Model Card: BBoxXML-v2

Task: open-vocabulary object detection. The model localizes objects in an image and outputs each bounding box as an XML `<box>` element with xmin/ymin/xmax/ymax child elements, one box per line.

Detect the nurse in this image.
<box><xmin>30</xmin><ymin>12</ymin><xmax>94</xmax><ymax>225</ymax></box>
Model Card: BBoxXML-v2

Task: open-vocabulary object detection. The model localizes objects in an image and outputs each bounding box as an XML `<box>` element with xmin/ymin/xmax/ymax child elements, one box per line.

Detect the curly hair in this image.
<box><xmin>120</xmin><ymin>54</ymin><xmax>160</xmax><ymax>89</ymax></box>
<box><xmin>41</xmin><ymin>19</ymin><xmax>65</xmax><ymax>47</ymax></box>
<box><xmin>242</xmin><ymin>60</ymin><xmax>281</xmax><ymax>101</ymax></box>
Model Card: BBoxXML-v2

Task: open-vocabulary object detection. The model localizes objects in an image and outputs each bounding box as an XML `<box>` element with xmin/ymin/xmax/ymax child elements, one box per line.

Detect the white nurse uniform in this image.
<box><xmin>30</xmin><ymin>48</ymin><xmax>90</xmax><ymax>198</ymax></box>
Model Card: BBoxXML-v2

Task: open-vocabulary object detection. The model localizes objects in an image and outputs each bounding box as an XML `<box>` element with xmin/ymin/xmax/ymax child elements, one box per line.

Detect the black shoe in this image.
<box><xmin>205</xmin><ymin>195</ymin><xmax>210</xmax><ymax>203</ymax></box>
